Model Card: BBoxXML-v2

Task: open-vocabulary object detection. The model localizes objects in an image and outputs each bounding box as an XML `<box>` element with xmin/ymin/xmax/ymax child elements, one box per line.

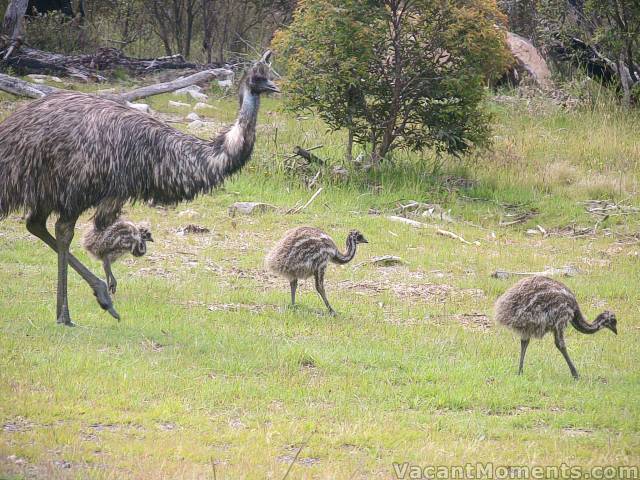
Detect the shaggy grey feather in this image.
<box><xmin>0</xmin><ymin>52</ymin><xmax>278</xmax><ymax>325</ymax></box>
<box><xmin>266</xmin><ymin>227</ymin><xmax>368</xmax><ymax>314</ymax></box>
<box><xmin>83</xmin><ymin>219</ymin><xmax>153</xmax><ymax>294</ymax></box>
<box><xmin>495</xmin><ymin>275</ymin><xmax>617</xmax><ymax>379</ymax></box>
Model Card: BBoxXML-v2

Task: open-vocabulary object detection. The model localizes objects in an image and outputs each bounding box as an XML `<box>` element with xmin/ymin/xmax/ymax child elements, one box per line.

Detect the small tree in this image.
<box><xmin>273</xmin><ymin>0</ymin><xmax>512</xmax><ymax>163</ymax></box>
<box><xmin>586</xmin><ymin>0</ymin><xmax>640</xmax><ymax>105</ymax></box>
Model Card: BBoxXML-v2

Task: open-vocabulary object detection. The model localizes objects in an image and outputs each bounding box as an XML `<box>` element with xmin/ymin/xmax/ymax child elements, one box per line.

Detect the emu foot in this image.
<box><xmin>93</xmin><ymin>281</ymin><xmax>120</xmax><ymax>321</ymax></box>
<box><xmin>56</xmin><ymin>313</ymin><xmax>75</xmax><ymax>327</ymax></box>
<box><xmin>107</xmin><ymin>276</ymin><xmax>117</xmax><ymax>295</ymax></box>
<box><xmin>327</xmin><ymin>308</ymin><xmax>337</xmax><ymax>316</ymax></box>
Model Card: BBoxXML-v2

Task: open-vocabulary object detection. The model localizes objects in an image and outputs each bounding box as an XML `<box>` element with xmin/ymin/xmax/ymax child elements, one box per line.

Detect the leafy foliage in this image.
<box><xmin>273</xmin><ymin>0</ymin><xmax>511</xmax><ymax>162</ymax></box>
<box><xmin>501</xmin><ymin>0</ymin><xmax>640</xmax><ymax>105</ymax></box>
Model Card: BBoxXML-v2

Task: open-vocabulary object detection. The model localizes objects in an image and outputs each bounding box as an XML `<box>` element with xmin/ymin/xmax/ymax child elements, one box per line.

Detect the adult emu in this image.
<box><xmin>0</xmin><ymin>51</ymin><xmax>278</xmax><ymax>326</ymax></box>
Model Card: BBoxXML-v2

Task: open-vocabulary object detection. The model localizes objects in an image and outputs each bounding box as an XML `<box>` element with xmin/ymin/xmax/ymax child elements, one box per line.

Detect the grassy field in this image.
<box><xmin>0</xmin><ymin>83</ymin><xmax>639</xmax><ymax>479</ymax></box>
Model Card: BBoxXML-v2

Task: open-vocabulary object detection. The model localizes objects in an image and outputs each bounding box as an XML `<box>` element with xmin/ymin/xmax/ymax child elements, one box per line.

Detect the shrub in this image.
<box><xmin>272</xmin><ymin>0</ymin><xmax>512</xmax><ymax>163</ymax></box>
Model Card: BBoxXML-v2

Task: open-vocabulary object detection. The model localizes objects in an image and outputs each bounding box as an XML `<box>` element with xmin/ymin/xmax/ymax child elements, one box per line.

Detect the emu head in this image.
<box><xmin>240</xmin><ymin>50</ymin><xmax>279</xmax><ymax>98</ymax></box>
<box><xmin>597</xmin><ymin>310</ymin><xmax>617</xmax><ymax>334</ymax></box>
<box><xmin>348</xmin><ymin>230</ymin><xmax>368</xmax><ymax>244</ymax></box>
<box><xmin>132</xmin><ymin>225</ymin><xmax>153</xmax><ymax>257</ymax></box>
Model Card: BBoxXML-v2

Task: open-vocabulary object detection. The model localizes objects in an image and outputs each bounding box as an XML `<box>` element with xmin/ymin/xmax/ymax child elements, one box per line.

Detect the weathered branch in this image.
<box><xmin>386</xmin><ymin>215</ymin><xmax>479</xmax><ymax>245</ymax></box>
<box><xmin>292</xmin><ymin>145</ymin><xmax>325</xmax><ymax>165</ymax></box>
<box><xmin>120</xmin><ymin>68</ymin><xmax>232</xmax><ymax>102</ymax></box>
<box><xmin>0</xmin><ymin>68</ymin><xmax>233</xmax><ymax>102</ymax></box>
<box><xmin>0</xmin><ymin>72</ymin><xmax>59</xmax><ymax>98</ymax></box>
<box><xmin>491</xmin><ymin>266</ymin><xmax>580</xmax><ymax>279</ymax></box>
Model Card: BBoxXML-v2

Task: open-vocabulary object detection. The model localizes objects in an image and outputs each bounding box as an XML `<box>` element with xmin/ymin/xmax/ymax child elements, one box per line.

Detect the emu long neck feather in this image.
<box><xmin>0</xmin><ymin>89</ymin><xmax>262</xmax><ymax>219</ymax></box>
<box><xmin>570</xmin><ymin>310</ymin><xmax>606</xmax><ymax>334</ymax></box>
<box><xmin>333</xmin><ymin>236</ymin><xmax>358</xmax><ymax>264</ymax></box>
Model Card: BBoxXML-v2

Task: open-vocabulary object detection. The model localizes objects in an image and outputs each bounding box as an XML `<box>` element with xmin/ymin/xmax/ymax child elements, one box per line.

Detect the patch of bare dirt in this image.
<box><xmin>454</xmin><ymin>313</ymin><xmax>492</xmax><ymax>330</ymax></box>
<box><xmin>206</xmin><ymin>302</ymin><xmax>278</xmax><ymax>313</ymax></box>
<box><xmin>3</xmin><ymin>417</ymin><xmax>34</xmax><ymax>433</ymax></box>
<box><xmin>140</xmin><ymin>338</ymin><xmax>166</xmax><ymax>352</ymax></box>
<box><xmin>562</xmin><ymin>427</ymin><xmax>593</xmax><ymax>437</ymax></box>
<box><xmin>384</xmin><ymin>312</ymin><xmax>491</xmax><ymax>330</ymax></box>
<box><xmin>277</xmin><ymin>445</ymin><xmax>321</xmax><ymax>467</ymax></box>
<box><xmin>338</xmin><ymin>279</ymin><xmax>484</xmax><ymax>304</ymax></box>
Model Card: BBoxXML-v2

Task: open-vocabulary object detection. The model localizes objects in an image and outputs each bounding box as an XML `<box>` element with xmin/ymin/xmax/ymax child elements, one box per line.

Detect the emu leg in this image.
<box><xmin>518</xmin><ymin>338</ymin><xmax>530</xmax><ymax>375</ymax></box>
<box><xmin>290</xmin><ymin>279</ymin><xmax>298</xmax><ymax>306</ymax></box>
<box><xmin>26</xmin><ymin>212</ymin><xmax>120</xmax><ymax>320</ymax></box>
<box><xmin>103</xmin><ymin>260</ymin><xmax>117</xmax><ymax>295</ymax></box>
<box><xmin>554</xmin><ymin>330</ymin><xmax>579</xmax><ymax>379</ymax></box>
<box><xmin>314</xmin><ymin>268</ymin><xmax>335</xmax><ymax>315</ymax></box>
<box><xmin>54</xmin><ymin>217</ymin><xmax>75</xmax><ymax>326</ymax></box>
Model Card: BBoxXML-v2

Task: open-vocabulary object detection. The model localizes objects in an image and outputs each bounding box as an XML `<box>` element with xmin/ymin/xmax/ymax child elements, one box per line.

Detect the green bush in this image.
<box><xmin>272</xmin><ymin>0</ymin><xmax>512</xmax><ymax>163</ymax></box>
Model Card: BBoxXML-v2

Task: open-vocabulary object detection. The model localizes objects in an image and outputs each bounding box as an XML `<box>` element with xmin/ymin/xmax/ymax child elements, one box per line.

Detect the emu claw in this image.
<box><xmin>94</xmin><ymin>281</ymin><xmax>120</xmax><ymax>321</ymax></box>
<box><xmin>56</xmin><ymin>313</ymin><xmax>75</xmax><ymax>327</ymax></box>
<box><xmin>107</xmin><ymin>276</ymin><xmax>117</xmax><ymax>295</ymax></box>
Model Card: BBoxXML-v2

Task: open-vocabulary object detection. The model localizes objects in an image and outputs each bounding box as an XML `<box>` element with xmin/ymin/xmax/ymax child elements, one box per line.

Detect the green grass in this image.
<box><xmin>0</xmin><ymin>88</ymin><xmax>639</xmax><ymax>479</ymax></box>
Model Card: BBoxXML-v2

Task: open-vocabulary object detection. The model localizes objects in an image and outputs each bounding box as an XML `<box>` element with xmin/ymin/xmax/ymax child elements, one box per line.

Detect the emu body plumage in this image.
<box><xmin>266</xmin><ymin>227</ymin><xmax>368</xmax><ymax>314</ymax></box>
<box><xmin>83</xmin><ymin>220</ymin><xmax>153</xmax><ymax>294</ymax></box>
<box><xmin>0</xmin><ymin>52</ymin><xmax>277</xmax><ymax>325</ymax></box>
<box><xmin>495</xmin><ymin>276</ymin><xmax>617</xmax><ymax>379</ymax></box>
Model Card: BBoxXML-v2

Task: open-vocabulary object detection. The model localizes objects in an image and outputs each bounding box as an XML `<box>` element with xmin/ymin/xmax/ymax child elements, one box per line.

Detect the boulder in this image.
<box><xmin>189</xmin><ymin>90</ymin><xmax>208</xmax><ymax>101</ymax></box>
<box><xmin>228</xmin><ymin>202</ymin><xmax>276</xmax><ymax>216</ymax></box>
<box><xmin>126</xmin><ymin>102</ymin><xmax>151</xmax><ymax>113</ymax></box>
<box><xmin>193</xmin><ymin>102</ymin><xmax>210</xmax><ymax>111</ymax></box>
<box><xmin>506</xmin><ymin>32</ymin><xmax>553</xmax><ymax>89</ymax></box>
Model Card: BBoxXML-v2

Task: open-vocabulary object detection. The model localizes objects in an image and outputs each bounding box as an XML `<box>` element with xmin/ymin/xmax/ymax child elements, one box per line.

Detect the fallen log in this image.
<box><xmin>0</xmin><ymin>71</ymin><xmax>58</xmax><ymax>97</ymax></box>
<box><xmin>120</xmin><ymin>68</ymin><xmax>232</xmax><ymax>102</ymax></box>
<box><xmin>0</xmin><ymin>68</ymin><xmax>233</xmax><ymax>102</ymax></box>
<box><xmin>0</xmin><ymin>45</ymin><xmax>219</xmax><ymax>81</ymax></box>
<box><xmin>228</xmin><ymin>202</ymin><xmax>276</xmax><ymax>216</ymax></box>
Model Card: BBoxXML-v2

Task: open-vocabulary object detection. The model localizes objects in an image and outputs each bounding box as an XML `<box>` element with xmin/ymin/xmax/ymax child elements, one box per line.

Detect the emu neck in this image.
<box><xmin>333</xmin><ymin>237</ymin><xmax>358</xmax><ymax>264</ymax></box>
<box><xmin>571</xmin><ymin>311</ymin><xmax>605</xmax><ymax>334</ymax></box>
<box><xmin>215</xmin><ymin>85</ymin><xmax>260</xmax><ymax>175</ymax></box>
<box><xmin>239</xmin><ymin>87</ymin><xmax>260</xmax><ymax>126</ymax></box>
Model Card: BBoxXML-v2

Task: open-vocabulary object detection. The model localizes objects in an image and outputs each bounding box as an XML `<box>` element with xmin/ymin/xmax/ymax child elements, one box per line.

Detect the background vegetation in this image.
<box><xmin>0</xmin><ymin>0</ymin><xmax>639</xmax><ymax>478</ymax></box>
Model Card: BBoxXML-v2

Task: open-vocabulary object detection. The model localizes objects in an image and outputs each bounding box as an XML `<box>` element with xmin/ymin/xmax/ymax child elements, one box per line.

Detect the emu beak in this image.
<box><xmin>264</xmin><ymin>80</ymin><xmax>280</xmax><ymax>93</ymax></box>
<box><xmin>611</xmin><ymin>325</ymin><xmax>617</xmax><ymax>335</ymax></box>
<box><xmin>148</xmin><ymin>236</ymin><xmax>154</xmax><ymax>242</ymax></box>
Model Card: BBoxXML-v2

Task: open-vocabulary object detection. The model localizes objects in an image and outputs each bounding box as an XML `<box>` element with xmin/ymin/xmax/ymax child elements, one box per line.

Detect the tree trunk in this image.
<box><xmin>618</xmin><ymin>52</ymin><xmax>633</xmax><ymax>106</ymax></box>
<box><xmin>346</xmin><ymin>127</ymin><xmax>353</xmax><ymax>163</ymax></box>
<box><xmin>183</xmin><ymin>0</ymin><xmax>195</xmax><ymax>59</ymax></box>
<box><xmin>2</xmin><ymin>0</ymin><xmax>28</xmax><ymax>59</ymax></box>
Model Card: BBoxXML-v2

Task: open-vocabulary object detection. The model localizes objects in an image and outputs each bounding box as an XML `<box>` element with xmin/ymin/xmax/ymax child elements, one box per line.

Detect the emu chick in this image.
<box><xmin>266</xmin><ymin>227</ymin><xmax>367</xmax><ymax>314</ymax></box>
<box><xmin>83</xmin><ymin>220</ymin><xmax>153</xmax><ymax>294</ymax></box>
<box><xmin>495</xmin><ymin>275</ymin><xmax>617</xmax><ymax>379</ymax></box>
